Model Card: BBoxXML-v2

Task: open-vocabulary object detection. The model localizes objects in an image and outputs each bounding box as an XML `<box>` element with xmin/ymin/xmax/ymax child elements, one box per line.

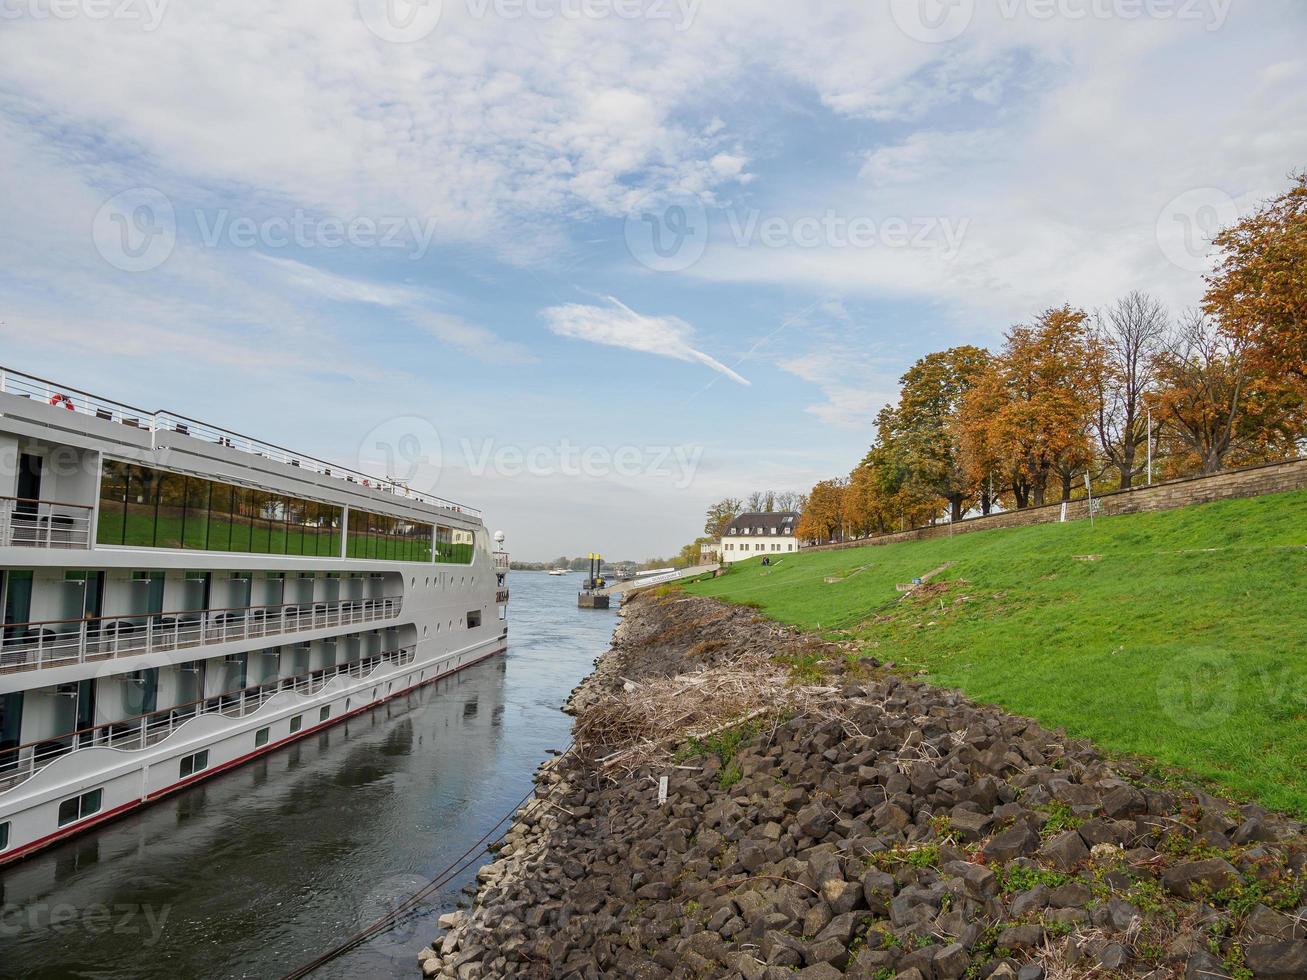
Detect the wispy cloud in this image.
<box><xmin>542</xmin><ymin>296</ymin><xmax>749</xmax><ymax>386</ymax></box>
<box><xmin>410</xmin><ymin>311</ymin><xmax>535</xmax><ymax>365</ymax></box>
<box><xmin>265</xmin><ymin>256</ymin><xmax>532</xmax><ymax>364</ymax></box>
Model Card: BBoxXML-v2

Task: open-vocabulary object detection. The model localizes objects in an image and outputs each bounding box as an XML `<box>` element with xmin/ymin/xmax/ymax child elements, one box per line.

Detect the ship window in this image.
<box><xmin>57</xmin><ymin>789</ymin><xmax>103</xmax><ymax>828</ymax></box>
<box><xmin>255</xmin><ymin>727</ymin><xmax>270</xmax><ymax>747</ymax></box>
<box><xmin>289</xmin><ymin>714</ymin><xmax>303</xmax><ymax>733</ymax></box>
<box><xmin>97</xmin><ymin>461</ymin><xmax>343</xmax><ymax>557</ymax></box>
<box><xmin>467</xmin><ymin>610</ymin><xmax>481</xmax><ymax>629</ymax></box>
<box><xmin>0</xmin><ymin>821</ymin><xmax>8</xmax><ymax>852</ymax></box>
<box><xmin>179</xmin><ymin>750</ymin><xmax>209</xmax><ymax>778</ymax></box>
<box><xmin>319</xmin><ymin>706</ymin><xmax>330</xmax><ymax>722</ymax></box>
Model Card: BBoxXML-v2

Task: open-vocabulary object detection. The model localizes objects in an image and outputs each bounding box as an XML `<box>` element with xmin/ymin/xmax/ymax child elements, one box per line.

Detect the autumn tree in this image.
<box><xmin>1151</xmin><ymin>310</ymin><xmax>1300</xmax><ymax>474</ymax></box>
<box><xmin>888</xmin><ymin>345</ymin><xmax>991</xmax><ymax>521</ymax></box>
<box><xmin>703</xmin><ymin>498</ymin><xmax>742</xmax><ymax>539</ymax></box>
<box><xmin>966</xmin><ymin>306</ymin><xmax>1101</xmax><ymax>507</ymax></box>
<box><xmin>796</xmin><ymin>479</ymin><xmax>846</xmax><ymax>543</ymax></box>
<box><xmin>1204</xmin><ymin>172</ymin><xmax>1307</xmax><ymax>393</ymax></box>
<box><xmin>1094</xmin><ymin>292</ymin><xmax>1168</xmax><ymax>488</ymax></box>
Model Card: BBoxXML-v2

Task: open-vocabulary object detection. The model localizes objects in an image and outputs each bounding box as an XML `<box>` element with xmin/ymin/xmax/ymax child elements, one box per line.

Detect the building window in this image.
<box><xmin>290</xmin><ymin>714</ymin><xmax>303</xmax><ymax>733</ymax></box>
<box><xmin>57</xmin><ymin>789</ymin><xmax>103</xmax><ymax>828</ymax></box>
<box><xmin>179</xmin><ymin>750</ymin><xmax>209</xmax><ymax>778</ymax></box>
<box><xmin>467</xmin><ymin>610</ymin><xmax>482</xmax><ymax>629</ymax></box>
<box><xmin>319</xmin><ymin>706</ymin><xmax>330</xmax><ymax>722</ymax></box>
<box><xmin>255</xmin><ymin>727</ymin><xmax>270</xmax><ymax>747</ymax></box>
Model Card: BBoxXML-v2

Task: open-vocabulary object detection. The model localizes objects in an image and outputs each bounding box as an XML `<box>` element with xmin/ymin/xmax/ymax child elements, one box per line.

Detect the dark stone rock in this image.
<box><xmin>933</xmin><ymin>942</ymin><xmax>970</xmax><ymax>979</ymax></box>
<box><xmin>1101</xmin><ymin>785</ymin><xmax>1146</xmax><ymax>819</ymax></box>
<box><xmin>1243</xmin><ymin>940</ymin><xmax>1307</xmax><ymax>979</ymax></box>
<box><xmin>1161</xmin><ymin>858</ymin><xmax>1241</xmax><ymax>899</ymax></box>
<box><xmin>996</xmin><ymin>924</ymin><xmax>1044</xmax><ymax>950</ymax></box>
<box><xmin>983</xmin><ymin>825</ymin><xmax>1038</xmax><ymax>862</ymax></box>
<box><xmin>1185</xmin><ymin>951</ymin><xmax>1227</xmax><ymax>979</ymax></box>
<box><xmin>1099</xmin><ymin>942</ymin><xmax>1130</xmax><ymax>970</ymax></box>
<box><xmin>862</xmin><ymin>869</ymin><xmax>896</xmax><ymax>915</ymax></box>
<box><xmin>1048</xmin><ymin>881</ymin><xmax>1092</xmax><ymax>907</ymax></box>
<box><xmin>1038</xmin><ymin>830</ymin><xmax>1089</xmax><ymax>871</ymax></box>
<box><xmin>1233</xmin><ymin>817</ymin><xmax>1275</xmax><ymax>845</ymax></box>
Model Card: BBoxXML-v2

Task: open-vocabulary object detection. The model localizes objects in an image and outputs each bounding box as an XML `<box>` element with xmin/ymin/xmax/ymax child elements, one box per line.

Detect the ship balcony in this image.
<box><xmin>0</xmin><ymin>594</ymin><xmax>403</xmax><ymax>675</ymax></box>
<box><xmin>0</xmin><ymin>497</ymin><xmax>94</xmax><ymax>550</ymax></box>
<box><xmin>0</xmin><ymin>645</ymin><xmax>417</xmax><ymax>794</ymax></box>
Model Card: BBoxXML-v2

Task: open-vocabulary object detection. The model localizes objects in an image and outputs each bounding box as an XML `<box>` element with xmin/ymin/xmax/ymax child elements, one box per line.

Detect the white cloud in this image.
<box><xmin>780</xmin><ymin>349</ymin><xmax>899</xmax><ymax>430</ymax></box>
<box><xmin>542</xmin><ymin>297</ymin><xmax>749</xmax><ymax>385</ymax></box>
<box><xmin>411</xmin><ymin>311</ymin><xmax>535</xmax><ymax>365</ymax></box>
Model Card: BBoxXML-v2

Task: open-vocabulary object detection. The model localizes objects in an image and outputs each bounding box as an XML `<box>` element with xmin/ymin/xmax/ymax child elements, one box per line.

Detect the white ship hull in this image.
<box><xmin>0</xmin><ymin>367</ymin><xmax>509</xmax><ymax>865</ymax></box>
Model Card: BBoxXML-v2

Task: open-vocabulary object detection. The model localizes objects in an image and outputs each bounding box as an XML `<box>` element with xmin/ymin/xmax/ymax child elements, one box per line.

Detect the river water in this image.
<box><xmin>0</xmin><ymin>572</ymin><xmax>616</xmax><ymax>979</ymax></box>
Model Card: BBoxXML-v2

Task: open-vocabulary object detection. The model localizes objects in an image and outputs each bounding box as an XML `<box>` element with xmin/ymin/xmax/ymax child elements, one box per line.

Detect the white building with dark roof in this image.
<box><xmin>719</xmin><ymin>512</ymin><xmax>799</xmax><ymax>564</ymax></box>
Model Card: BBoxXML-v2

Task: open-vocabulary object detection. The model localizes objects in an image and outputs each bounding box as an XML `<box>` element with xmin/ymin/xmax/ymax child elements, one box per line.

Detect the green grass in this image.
<box><xmin>687</xmin><ymin>490</ymin><xmax>1307</xmax><ymax>816</ymax></box>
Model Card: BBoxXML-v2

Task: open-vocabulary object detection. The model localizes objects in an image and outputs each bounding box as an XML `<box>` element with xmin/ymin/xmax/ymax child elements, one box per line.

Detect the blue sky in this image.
<box><xmin>1</xmin><ymin>0</ymin><xmax>1304</xmax><ymax>560</ymax></box>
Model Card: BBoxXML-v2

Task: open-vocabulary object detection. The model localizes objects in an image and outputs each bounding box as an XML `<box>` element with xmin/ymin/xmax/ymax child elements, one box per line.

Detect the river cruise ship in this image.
<box><xmin>0</xmin><ymin>366</ymin><xmax>509</xmax><ymax>865</ymax></box>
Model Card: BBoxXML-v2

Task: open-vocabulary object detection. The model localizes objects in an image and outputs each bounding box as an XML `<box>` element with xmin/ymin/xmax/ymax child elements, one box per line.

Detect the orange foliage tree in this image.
<box><xmin>1203</xmin><ymin>172</ymin><xmax>1307</xmax><ymax>393</ymax></box>
<box><xmin>796</xmin><ymin>479</ymin><xmax>846</xmax><ymax>543</ymax></box>
<box><xmin>962</xmin><ymin>306</ymin><xmax>1101</xmax><ymax>507</ymax></box>
<box><xmin>1150</xmin><ymin>310</ymin><xmax>1300</xmax><ymax>475</ymax></box>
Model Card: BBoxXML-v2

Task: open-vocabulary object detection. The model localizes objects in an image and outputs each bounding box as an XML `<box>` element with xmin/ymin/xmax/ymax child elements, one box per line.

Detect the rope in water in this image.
<box><xmin>279</xmin><ymin>743</ymin><xmax>575</xmax><ymax>980</ymax></box>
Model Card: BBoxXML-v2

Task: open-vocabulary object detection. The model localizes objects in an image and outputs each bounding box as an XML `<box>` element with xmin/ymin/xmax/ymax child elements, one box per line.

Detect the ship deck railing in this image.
<box><xmin>0</xmin><ymin>645</ymin><xmax>417</xmax><ymax>794</ymax></box>
<box><xmin>493</xmin><ymin>551</ymin><xmax>510</xmax><ymax>570</ymax></box>
<box><xmin>0</xmin><ymin>364</ymin><xmax>481</xmax><ymax>519</ymax></box>
<box><xmin>0</xmin><ymin>594</ymin><xmax>403</xmax><ymax>675</ymax></box>
<box><xmin>0</xmin><ymin>496</ymin><xmax>94</xmax><ymax>550</ymax></box>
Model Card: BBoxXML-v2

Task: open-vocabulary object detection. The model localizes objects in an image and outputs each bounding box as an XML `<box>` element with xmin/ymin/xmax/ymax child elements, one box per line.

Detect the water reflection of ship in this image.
<box><xmin>0</xmin><ymin>656</ymin><xmax>509</xmax><ymax>909</ymax></box>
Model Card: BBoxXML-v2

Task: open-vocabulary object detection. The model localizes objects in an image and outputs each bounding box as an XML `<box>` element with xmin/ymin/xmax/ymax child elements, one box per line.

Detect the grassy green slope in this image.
<box><xmin>686</xmin><ymin>490</ymin><xmax>1307</xmax><ymax>816</ymax></box>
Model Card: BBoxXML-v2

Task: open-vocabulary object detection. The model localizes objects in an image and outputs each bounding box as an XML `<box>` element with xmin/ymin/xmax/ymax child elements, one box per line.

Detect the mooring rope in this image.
<box><xmin>279</xmin><ymin>742</ymin><xmax>575</xmax><ymax>980</ymax></box>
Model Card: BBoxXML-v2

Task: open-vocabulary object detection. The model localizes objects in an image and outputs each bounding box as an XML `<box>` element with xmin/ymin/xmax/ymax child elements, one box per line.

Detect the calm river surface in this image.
<box><xmin>0</xmin><ymin>572</ymin><xmax>616</xmax><ymax>979</ymax></box>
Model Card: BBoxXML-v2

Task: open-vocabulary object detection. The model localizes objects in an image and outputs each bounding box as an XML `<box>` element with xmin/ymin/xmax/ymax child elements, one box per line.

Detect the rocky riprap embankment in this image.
<box><xmin>417</xmin><ymin>592</ymin><xmax>1307</xmax><ymax>980</ymax></box>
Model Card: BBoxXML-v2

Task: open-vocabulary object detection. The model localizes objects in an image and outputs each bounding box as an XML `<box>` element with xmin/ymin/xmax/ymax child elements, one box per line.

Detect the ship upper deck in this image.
<box><xmin>0</xmin><ymin>364</ymin><xmax>481</xmax><ymax>524</ymax></box>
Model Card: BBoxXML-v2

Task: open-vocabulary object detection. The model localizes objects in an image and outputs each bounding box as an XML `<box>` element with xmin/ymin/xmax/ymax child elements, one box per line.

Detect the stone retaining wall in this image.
<box><xmin>805</xmin><ymin>457</ymin><xmax>1307</xmax><ymax>555</ymax></box>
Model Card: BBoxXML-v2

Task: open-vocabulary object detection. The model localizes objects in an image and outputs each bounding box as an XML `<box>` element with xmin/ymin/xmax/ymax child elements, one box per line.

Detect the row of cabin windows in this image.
<box><xmin>97</xmin><ymin>461</ymin><xmax>469</xmax><ymax>564</ymax></box>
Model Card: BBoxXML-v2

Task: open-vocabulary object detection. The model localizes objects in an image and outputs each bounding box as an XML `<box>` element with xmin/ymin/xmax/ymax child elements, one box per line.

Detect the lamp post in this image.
<box><xmin>1147</xmin><ymin>404</ymin><xmax>1153</xmax><ymax>486</ymax></box>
